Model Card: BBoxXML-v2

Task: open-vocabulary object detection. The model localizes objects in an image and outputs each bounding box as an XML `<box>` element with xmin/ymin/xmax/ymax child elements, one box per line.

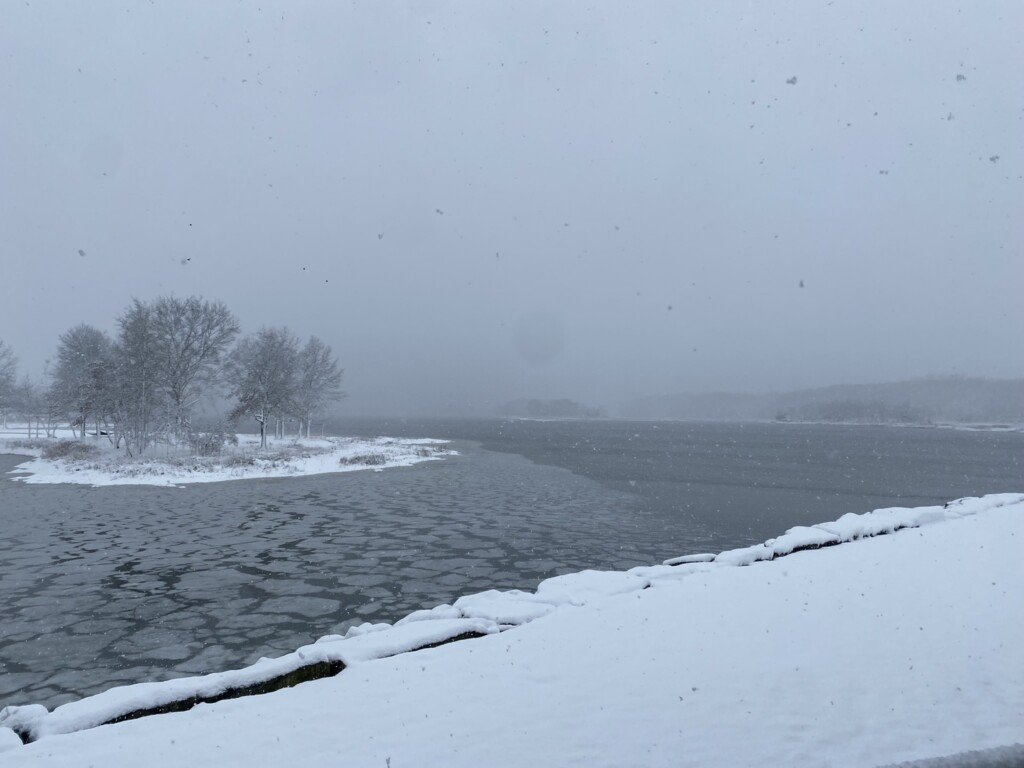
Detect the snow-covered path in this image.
<box><xmin>2</xmin><ymin>495</ymin><xmax>1022</xmax><ymax>766</ymax></box>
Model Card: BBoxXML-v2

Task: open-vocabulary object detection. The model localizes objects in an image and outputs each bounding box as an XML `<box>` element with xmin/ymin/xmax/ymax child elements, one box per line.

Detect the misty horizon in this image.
<box><xmin>2</xmin><ymin>2</ymin><xmax>1021</xmax><ymax>418</ymax></box>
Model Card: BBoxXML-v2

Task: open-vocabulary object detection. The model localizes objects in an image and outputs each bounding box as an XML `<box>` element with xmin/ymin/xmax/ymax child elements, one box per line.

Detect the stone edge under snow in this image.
<box><xmin>2</xmin><ymin>492</ymin><xmax>1021</xmax><ymax>749</ymax></box>
<box><xmin>688</xmin><ymin>497</ymin><xmax>979</xmax><ymax>567</ymax></box>
<box><xmin>0</xmin><ymin>618</ymin><xmax>498</xmax><ymax>744</ymax></box>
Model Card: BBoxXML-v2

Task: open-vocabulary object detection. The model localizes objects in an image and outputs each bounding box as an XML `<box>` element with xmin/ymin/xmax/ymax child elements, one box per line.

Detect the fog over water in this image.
<box><xmin>1</xmin><ymin>2</ymin><xmax>1021</xmax><ymax>416</ymax></box>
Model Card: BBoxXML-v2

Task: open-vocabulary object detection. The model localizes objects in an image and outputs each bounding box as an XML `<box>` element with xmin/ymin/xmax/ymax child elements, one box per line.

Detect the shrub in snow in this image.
<box><xmin>188</xmin><ymin>426</ymin><xmax>238</xmax><ymax>457</ymax></box>
<box><xmin>42</xmin><ymin>441</ymin><xmax>99</xmax><ymax>461</ymax></box>
<box><xmin>7</xmin><ymin>439</ymin><xmax>50</xmax><ymax>450</ymax></box>
<box><xmin>340</xmin><ymin>453</ymin><xmax>387</xmax><ymax>466</ymax></box>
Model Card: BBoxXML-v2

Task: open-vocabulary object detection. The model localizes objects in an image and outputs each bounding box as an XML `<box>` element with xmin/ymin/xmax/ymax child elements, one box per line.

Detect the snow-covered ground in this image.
<box><xmin>2</xmin><ymin>494</ymin><xmax>1021</xmax><ymax>766</ymax></box>
<box><xmin>0</xmin><ymin>427</ymin><xmax>455</xmax><ymax>487</ymax></box>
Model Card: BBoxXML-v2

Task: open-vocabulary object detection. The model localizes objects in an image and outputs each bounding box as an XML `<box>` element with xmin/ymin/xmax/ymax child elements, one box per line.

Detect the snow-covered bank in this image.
<box><xmin>2</xmin><ymin>434</ymin><xmax>455</xmax><ymax>487</ymax></box>
<box><xmin>2</xmin><ymin>494</ymin><xmax>1022</xmax><ymax>766</ymax></box>
<box><xmin>770</xmin><ymin>418</ymin><xmax>1024</xmax><ymax>434</ymax></box>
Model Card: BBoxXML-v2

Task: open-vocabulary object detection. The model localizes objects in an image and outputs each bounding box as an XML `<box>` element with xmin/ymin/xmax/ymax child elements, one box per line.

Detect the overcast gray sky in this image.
<box><xmin>2</xmin><ymin>1</ymin><xmax>1021</xmax><ymax>416</ymax></box>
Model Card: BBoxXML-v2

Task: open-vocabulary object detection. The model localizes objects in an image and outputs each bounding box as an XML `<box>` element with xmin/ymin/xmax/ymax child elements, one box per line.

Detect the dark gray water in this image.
<box><xmin>339</xmin><ymin>418</ymin><xmax>1024</xmax><ymax>542</ymax></box>
<box><xmin>1</xmin><ymin>419</ymin><xmax>1022</xmax><ymax>710</ymax></box>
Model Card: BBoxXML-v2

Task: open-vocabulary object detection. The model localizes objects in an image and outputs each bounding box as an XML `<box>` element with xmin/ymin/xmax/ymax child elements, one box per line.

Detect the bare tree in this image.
<box><xmin>12</xmin><ymin>377</ymin><xmax>48</xmax><ymax>438</ymax></box>
<box><xmin>150</xmin><ymin>296</ymin><xmax>239</xmax><ymax>440</ymax></box>
<box><xmin>51</xmin><ymin>325</ymin><xmax>113</xmax><ymax>439</ymax></box>
<box><xmin>110</xmin><ymin>299</ymin><xmax>165</xmax><ymax>456</ymax></box>
<box><xmin>0</xmin><ymin>340</ymin><xmax>17</xmax><ymax>428</ymax></box>
<box><xmin>293</xmin><ymin>336</ymin><xmax>344</xmax><ymax>438</ymax></box>
<box><xmin>225</xmin><ymin>327</ymin><xmax>300</xmax><ymax>449</ymax></box>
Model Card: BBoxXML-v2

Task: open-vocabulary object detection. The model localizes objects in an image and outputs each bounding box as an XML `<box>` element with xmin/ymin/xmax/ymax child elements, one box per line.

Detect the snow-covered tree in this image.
<box><xmin>50</xmin><ymin>325</ymin><xmax>113</xmax><ymax>438</ymax></box>
<box><xmin>150</xmin><ymin>295</ymin><xmax>239</xmax><ymax>439</ymax></box>
<box><xmin>225</xmin><ymin>327</ymin><xmax>300</xmax><ymax>449</ymax></box>
<box><xmin>109</xmin><ymin>299</ymin><xmax>165</xmax><ymax>455</ymax></box>
<box><xmin>0</xmin><ymin>340</ymin><xmax>17</xmax><ymax>428</ymax></box>
<box><xmin>12</xmin><ymin>377</ymin><xmax>51</xmax><ymax>438</ymax></box>
<box><xmin>293</xmin><ymin>335</ymin><xmax>344</xmax><ymax>438</ymax></box>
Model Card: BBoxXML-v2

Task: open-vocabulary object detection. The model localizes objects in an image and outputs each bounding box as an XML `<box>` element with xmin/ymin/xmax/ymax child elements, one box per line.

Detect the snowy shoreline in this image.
<box><xmin>2</xmin><ymin>493</ymin><xmax>1022</xmax><ymax>765</ymax></box>
<box><xmin>768</xmin><ymin>417</ymin><xmax>1024</xmax><ymax>433</ymax></box>
<box><xmin>0</xmin><ymin>433</ymin><xmax>456</xmax><ymax>487</ymax></box>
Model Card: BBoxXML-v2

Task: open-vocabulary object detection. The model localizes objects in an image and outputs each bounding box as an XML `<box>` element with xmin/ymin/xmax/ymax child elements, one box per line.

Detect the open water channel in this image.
<box><xmin>1</xmin><ymin>419</ymin><xmax>1021</xmax><ymax>709</ymax></box>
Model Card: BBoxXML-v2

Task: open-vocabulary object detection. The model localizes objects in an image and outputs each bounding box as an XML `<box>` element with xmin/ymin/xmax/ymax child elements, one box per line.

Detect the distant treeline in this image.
<box><xmin>500</xmin><ymin>398</ymin><xmax>606</xmax><ymax>419</ymax></box>
<box><xmin>621</xmin><ymin>377</ymin><xmax>1024</xmax><ymax>425</ymax></box>
<box><xmin>0</xmin><ymin>295</ymin><xmax>344</xmax><ymax>454</ymax></box>
<box><xmin>774</xmin><ymin>399</ymin><xmax>929</xmax><ymax>425</ymax></box>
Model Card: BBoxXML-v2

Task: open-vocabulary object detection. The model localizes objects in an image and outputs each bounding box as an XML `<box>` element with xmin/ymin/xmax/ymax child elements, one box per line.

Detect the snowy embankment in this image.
<box><xmin>1</xmin><ymin>433</ymin><xmax>454</xmax><ymax>487</ymax></box>
<box><xmin>2</xmin><ymin>495</ymin><xmax>1023</xmax><ymax>766</ymax></box>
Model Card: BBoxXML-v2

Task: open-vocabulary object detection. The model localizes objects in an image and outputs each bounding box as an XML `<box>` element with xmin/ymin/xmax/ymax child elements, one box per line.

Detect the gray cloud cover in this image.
<box><xmin>1</xmin><ymin>1</ymin><xmax>1020</xmax><ymax>415</ymax></box>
